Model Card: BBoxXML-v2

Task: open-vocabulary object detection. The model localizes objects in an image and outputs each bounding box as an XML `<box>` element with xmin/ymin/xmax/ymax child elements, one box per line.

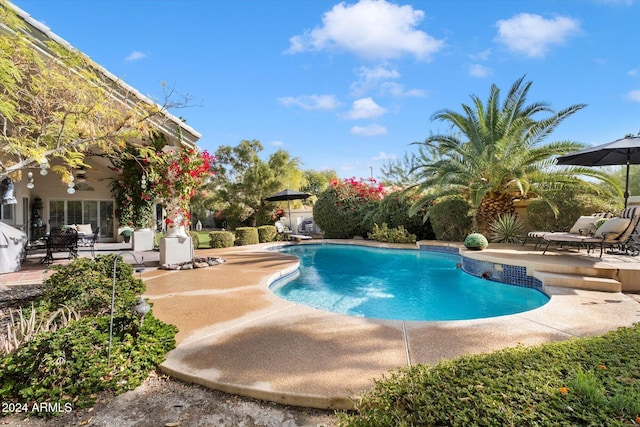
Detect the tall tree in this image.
<box><xmin>0</xmin><ymin>1</ymin><xmax>189</xmax><ymax>180</ymax></box>
<box><xmin>209</xmin><ymin>140</ymin><xmax>306</xmax><ymax>227</ymax></box>
<box><xmin>301</xmin><ymin>169</ymin><xmax>337</xmax><ymax>197</ymax></box>
<box><xmin>409</xmin><ymin>76</ymin><xmax>619</xmax><ymax>236</ymax></box>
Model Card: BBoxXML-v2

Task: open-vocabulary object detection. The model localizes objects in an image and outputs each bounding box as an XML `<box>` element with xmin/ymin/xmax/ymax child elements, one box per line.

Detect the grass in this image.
<box><xmin>336</xmin><ymin>324</ymin><xmax>640</xmax><ymax>426</ymax></box>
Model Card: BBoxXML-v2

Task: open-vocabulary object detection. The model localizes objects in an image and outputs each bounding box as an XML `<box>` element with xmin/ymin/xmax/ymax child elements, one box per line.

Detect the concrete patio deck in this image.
<box><xmin>2</xmin><ymin>240</ymin><xmax>640</xmax><ymax>410</ymax></box>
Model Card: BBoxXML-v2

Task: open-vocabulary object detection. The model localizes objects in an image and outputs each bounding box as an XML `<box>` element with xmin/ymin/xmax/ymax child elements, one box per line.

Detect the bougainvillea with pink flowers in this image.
<box><xmin>155</xmin><ymin>146</ymin><xmax>215</xmax><ymax>230</ymax></box>
<box><xmin>313</xmin><ymin>177</ymin><xmax>385</xmax><ymax>238</ymax></box>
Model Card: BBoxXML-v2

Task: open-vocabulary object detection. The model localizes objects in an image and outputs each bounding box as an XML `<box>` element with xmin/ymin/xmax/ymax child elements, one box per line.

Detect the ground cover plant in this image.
<box><xmin>0</xmin><ymin>255</ymin><xmax>177</xmax><ymax>415</ymax></box>
<box><xmin>337</xmin><ymin>324</ymin><xmax>640</xmax><ymax>426</ymax></box>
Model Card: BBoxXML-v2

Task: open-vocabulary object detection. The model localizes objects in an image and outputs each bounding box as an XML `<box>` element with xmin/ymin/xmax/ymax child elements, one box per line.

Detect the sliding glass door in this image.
<box><xmin>49</xmin><ymin>200</ymin><xmax>114</xmax><ymax>238</ymax></box>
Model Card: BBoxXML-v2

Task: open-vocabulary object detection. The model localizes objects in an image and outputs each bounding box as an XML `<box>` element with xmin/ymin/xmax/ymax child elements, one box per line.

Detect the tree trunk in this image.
<box><xmin>475</xmin><ymin>194</ymin><xmax>515</xmax><ymax>237</ymax></box>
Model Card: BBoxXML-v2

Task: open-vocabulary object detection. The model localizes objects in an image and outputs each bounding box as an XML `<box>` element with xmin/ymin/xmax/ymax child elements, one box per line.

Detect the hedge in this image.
<box><xmin>208</xmin><ymin>230</ymin><xmax>235</xmax><ymax>248</ymax></box>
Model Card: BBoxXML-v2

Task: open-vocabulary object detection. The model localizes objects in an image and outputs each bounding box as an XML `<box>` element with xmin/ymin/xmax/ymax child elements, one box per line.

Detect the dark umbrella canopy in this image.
<box><xmin>264</xmin><ymin>189</ymin><xmax>311</xmax><ymax>202</ymax></box>
<box><xmin>556</xmin><ymin>136</ymin><xmax>640</xmax><ymax>207</ymax></box>
<box><xmin>264</xmin><ymin>189</ymin><xmax>311</xmax><ymax>228</ymax></box>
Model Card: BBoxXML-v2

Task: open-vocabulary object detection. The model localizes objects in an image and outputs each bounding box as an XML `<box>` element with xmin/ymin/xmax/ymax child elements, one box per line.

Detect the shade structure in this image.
<box><xmin>556</xmin><ymin>136</ymin><xmax>640</xmax><ymax>207</ymax></box>
<box><xmin>264</xmin><ymin>189</ymin><xmax>311</xmax><ymax>229</ymax></box>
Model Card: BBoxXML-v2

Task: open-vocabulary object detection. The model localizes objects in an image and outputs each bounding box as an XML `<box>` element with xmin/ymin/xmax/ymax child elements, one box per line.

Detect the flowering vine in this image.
<box><xmin>329</xmin><ymin>177</ymin><xmax>385</xmax><ymax>210</ymax></box>
<box><xmin>154</xmin><ymin>146</ymin><xmax>215</xmax><ymax>228</ymax></box>
<box><xmin>110</xmin><ymin>149</ymin><xmax>157</xmax><ymax>229</ymax></box>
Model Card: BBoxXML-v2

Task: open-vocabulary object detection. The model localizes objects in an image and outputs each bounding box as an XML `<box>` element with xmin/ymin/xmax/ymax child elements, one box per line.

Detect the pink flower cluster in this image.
<box><xmin>155</xmin><ymin>147</ymin><xmax>215</xmax><ymax>227</ymax></box>
<box><xmin>329</xmin><ymin>177</ymin><xmax>385</xmax><ymax>205</ymax></box>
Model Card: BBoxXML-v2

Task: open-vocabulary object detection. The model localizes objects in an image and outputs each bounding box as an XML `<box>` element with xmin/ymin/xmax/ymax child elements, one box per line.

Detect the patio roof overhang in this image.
<box><xmin>2</xmin><ymin>1</ymin><xmax>201</xmax><ymax>148</ymax></box>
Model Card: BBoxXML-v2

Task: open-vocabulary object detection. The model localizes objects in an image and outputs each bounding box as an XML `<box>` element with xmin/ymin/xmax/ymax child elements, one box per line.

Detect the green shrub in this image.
<box><xmin>40</xmin><ymin>255</ymin><xmax>144</xmax><ymax>316</ymax></box>
<box><xmin>365</xmin><ymin>192</ymin><xmax>435</xmax><ymax>240</ymax></box>
<box><xmin>337</xmin><ymin>324</ymin><xmax>640</xmax><ymax>426</ymax></box>
<box><xmin>257</xmin><ymin>225</ymin><xmax>277</xmax><ymax>243</ymax></box>
<box><xmin>189</xmin><ymin>231</ymin><xmax>200</xmax><ymax>250</ymax></box>
<box><xmin>0</xmin><ymin>257</ymin><xmax>177</xmax><ymax>413</ymax></box>
<box><xmin>0</xmin><ymin>314</ymin><xmax>176</xmax><ymax>410</ymax></box>
<box><xmin>464</xmin><ymin>233</ymin><xmax>488</xmax><ymax>249</ymax></box>
<box><xmin>314</xmin><ymin>178</ymin><xmax>384</xmax><ymax>239</ymax></box>
<box><xmin>490</xmin><ymin>213</ymin><xmax>525</xmax><ymax>243</ymax></box>
<box><xmin>367</xmin><ymin>223</ymin><xmax>416</xmax><ymax>244</ymax></box>
<box><xmin>527</xmin><ymin>191</ymin><xmax>615</xmax><ymax>232</ymax></box>
<box><xmin>208</xmin><ymin>230</ymin><xmax>235</xmax><ymax>248</ymax></box>
<box><xmin>429</xmin><ymin>198</ymin><xmax>473</xmax><ymax>241</ymax></box>
<box><xmin>234</xmin><ymin>227</ymin><xmax>259</xmax><ymax>246</ymax></box>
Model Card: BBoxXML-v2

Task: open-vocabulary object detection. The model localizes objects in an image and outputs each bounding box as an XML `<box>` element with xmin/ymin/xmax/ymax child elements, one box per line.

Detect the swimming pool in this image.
<box><xmin>270</xmin><ymin>244</ymin><xmax>549</xmax><ymax>321</ymax></box>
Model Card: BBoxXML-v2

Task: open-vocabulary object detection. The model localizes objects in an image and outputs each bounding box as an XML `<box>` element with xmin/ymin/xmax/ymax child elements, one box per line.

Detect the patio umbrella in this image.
<box><xmin>555</xmin><ymin>136</ymin><xmax>640</xmax><ymax>208</ymax></box>
<box><xmin>264</xmin><ymin>189</ymin><xmax>311</xmax><ymax>229</ymax></box>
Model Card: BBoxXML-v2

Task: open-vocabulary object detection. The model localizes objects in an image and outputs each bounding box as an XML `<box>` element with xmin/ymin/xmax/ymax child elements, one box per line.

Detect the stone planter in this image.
<box><xmin>132</xmin><ymin>228</ymin><xmax>154</xmax><ymax>251</ymax></box>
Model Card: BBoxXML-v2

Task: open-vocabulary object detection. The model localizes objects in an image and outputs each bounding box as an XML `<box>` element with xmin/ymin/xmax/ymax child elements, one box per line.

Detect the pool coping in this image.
<box><xmin>143</xmin><ymin>240</ymin><xmax>640</xmax><ymax>410</ymax></box>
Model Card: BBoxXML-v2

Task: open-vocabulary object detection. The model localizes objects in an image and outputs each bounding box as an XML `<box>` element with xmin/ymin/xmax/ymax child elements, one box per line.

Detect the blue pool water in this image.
<box><xmin>270</xmin><ymin>244</ymin><xmax>549</xmax><ymax>321</ymax></box>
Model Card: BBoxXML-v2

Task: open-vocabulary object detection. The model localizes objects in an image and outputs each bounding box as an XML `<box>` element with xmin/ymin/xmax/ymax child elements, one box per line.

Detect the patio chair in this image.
<box><xmin>86</xmin><ymin>227</ymin><xmax>100</xmax><ymax>257</ymax></box>
<box><xmin>41</xmin><ymin>227</ymin><xmax>79</xmax><ymax>264</ymax></box>
<box><xmin>542</xmin><ymin>207</ymin><xmax>640</xmax><ymax>258</ymax></box>
<box><xmin>522</xmin><ymin>212</ymin><xmax>612</xmax><ymax>250</ymax></box>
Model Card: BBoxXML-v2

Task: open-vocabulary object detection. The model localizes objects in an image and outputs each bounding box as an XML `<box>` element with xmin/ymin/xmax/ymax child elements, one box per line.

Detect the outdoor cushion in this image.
<box><xmin>569</xmin><ymin>216</ymin><xmax>599</xmax><ymax>235</ymax></box>
<box><xmin>76</xmin><ymin>224</ymin><xmax>93</xmax><ymax>235</ymax></box>
<box><xmin>594</xmin><ymin>217</ymin><xmax>631</xmax><ymax>240</ymax></box>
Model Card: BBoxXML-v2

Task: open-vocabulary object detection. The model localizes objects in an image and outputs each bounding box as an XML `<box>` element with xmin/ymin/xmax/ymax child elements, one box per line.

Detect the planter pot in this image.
<box><xmin>165</xmin><ymin>224</ymin><xmax>188</xmax><ymax>238</ymax></box>
<box><xmin>159</xmin><ymin>236</ymin><xmax>193</xmax><ymax>265</ymax></box>
<box><xmin>132</xmin><ymin>228</ymin><xmax>154</xmax><ymax>251</ymax></box>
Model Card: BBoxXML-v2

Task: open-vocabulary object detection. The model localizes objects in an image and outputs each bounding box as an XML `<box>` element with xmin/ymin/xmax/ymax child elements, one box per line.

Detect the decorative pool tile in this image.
<box><xmin>418</xmin><ymin>244</ymin><xmax>459</xmax><ymax>255</ymax></box>
<box><xmin>419</xmin><ymin>244</ymin><xmax>543</xmax><ymax>292</ymax></box>
<box><xmin>460</xmin><ymin>256</ymin><xmax>543</xmax><ymax>291</ymax></box>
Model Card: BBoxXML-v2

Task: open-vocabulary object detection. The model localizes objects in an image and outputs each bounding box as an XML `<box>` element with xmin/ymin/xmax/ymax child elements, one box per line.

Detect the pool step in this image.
<box><xmin>532</xmin><ymin>271</ymin><xmax>621</xmax><ymax>292</ymax></box>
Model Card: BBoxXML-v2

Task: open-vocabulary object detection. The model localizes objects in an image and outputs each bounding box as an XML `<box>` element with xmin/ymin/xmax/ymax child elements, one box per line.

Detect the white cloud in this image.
<box><xmin>345</xmin><ymin>97</ymin><xmax>387</xmax><ymax>120</ymax></box>
<box><xmin>286</xmin><ymin>0</ymin><xmax>444</xmax><ymax>61</ymax></box>
<box><xmin>350</xmin><ymin>66</ymin><xmax>425</xmax><ymax>97</ymax></box>
<box><xmin>272</xmin><ymin>140</ymin><xmax>285</xmax><ymax>147</ymax></box>
<box><xmin>469</xmin><ymin>49</ymin><xmax>492</xmax><ymax>61</ymax></box>
<box><xmin>627</xmin><ymin>90</ymin><xmax>640</xmax><ymax>102</ymax></box>
<box><xmin>125</xmin><ymin>51</ymin><xmax>147</xmax><ymax>62</ymax></box>
<box><xmin>372</xmin><ymin>151</ymin><xmax>396</xmax><ymax>161</ymax></box>
<box><xmin>278</xmin><ymin>94</ymin><xmax>342</xmax><ymax>110</ymax></box>
<box><xmin>494</xmin><ymin>13</ymin><xmax>581</xmax><ymax>58</ymax></box>
<box><xmin>468</xmin><ymin>64</ymin><xmax>492</xmax><ymax>78</ymax></box>
<box><xmin>351</xmin><ymin>124</ymin><xmax>388</xmax><ymax>136</ymax></box>
<box><xmin>380</xmin><ymin>82</ymin><xmax>427</xmax><ymax>97</ymax></box>
<box><xmin>629</xmin><ymin>68</ymin><xmax>640</xmax><ymax>77</ymax></box>
<box><xmin>350</xmin><ymin>65</ymin><xmax>400</xmax><ymax>96</ymax></box>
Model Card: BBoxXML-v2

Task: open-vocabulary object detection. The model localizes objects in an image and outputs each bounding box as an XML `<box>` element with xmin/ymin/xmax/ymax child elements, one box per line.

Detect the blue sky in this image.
<box><xmin>11</xmin><ymin>0</ymin><xmax>640</xmax><ymax>181</ymax></box>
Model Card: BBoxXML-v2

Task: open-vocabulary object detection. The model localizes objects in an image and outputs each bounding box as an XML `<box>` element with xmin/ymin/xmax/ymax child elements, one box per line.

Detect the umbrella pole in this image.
<box><xmin>625</xmin><ymin>158</ymin><xmax>630</xmax><ymax>208</ymax></box>
<box><xmin>287</xmin><ymin>199</ymin><xmax>292</xmax><ymax>230</ymax></box>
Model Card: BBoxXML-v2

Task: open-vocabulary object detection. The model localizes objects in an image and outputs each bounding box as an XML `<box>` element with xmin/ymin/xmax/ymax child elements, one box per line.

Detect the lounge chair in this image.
<box><xmin>542</xmin><ymin>207</ymin><xmax>640</xmax><ymax>257</ymax></box>
<box><xmin>522</xmin><ymin>212</ymin><xmax>611</xmax><ymax>250</ymax></box>
<box><xmin>275</xmin><ymin>221</ymin><xmax>312</xmax><ymax>242</ymax></box>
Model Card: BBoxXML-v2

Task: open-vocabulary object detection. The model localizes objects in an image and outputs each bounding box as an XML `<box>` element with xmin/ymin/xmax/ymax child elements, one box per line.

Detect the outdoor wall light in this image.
<box><xmin>26</xmin><ymin>171</ymin><xmax>34</xmax><ymax>189</ymax></box>
<box><xmin>66</xmin><ymin>173</ymin><xmax>75</xmax><ymax>194</ymax></box>
<box><xmin>39</xmin><ymin>158</ymin><xmax>48</xmax><ymax>175</ymax></box>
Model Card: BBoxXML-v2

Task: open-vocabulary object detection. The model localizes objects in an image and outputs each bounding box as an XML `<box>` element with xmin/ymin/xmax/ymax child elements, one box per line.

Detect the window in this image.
<box><xmin>1</xmin><ymin>203</ymin><xmax>14</xmax><ymax>222</ymax></box>
<box><xmin>49</xmin><ymin>200</ymin><xmax>114</xmax><ymax>238</ymax></box>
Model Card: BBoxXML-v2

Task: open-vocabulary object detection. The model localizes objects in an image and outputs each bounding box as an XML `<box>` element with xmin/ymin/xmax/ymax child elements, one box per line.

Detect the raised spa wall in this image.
<box><xmin>419</xmin><ymin>244</ymin><xmax>544</xmax><ymax>292</ymax></box>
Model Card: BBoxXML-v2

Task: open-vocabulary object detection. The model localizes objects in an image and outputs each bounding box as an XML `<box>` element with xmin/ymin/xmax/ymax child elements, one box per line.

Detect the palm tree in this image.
<box><xmin>409</xmin><ymin>76</ymin><xmax>619</xmax><ymax>236</ymax></box>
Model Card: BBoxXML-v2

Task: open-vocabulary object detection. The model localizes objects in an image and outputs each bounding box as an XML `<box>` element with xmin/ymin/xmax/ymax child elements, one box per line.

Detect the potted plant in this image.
<box><xmin>120</xmin><ymin>228</ymin><xmax>133</xmax><ymax>243</ymax></box>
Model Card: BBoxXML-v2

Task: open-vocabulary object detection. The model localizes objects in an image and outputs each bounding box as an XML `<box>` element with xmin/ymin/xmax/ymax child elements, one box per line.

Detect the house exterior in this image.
<box><xmin>0</xmin><ymin>2</ymin><xmax>201</xmax><ymax>242</ymax></box>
